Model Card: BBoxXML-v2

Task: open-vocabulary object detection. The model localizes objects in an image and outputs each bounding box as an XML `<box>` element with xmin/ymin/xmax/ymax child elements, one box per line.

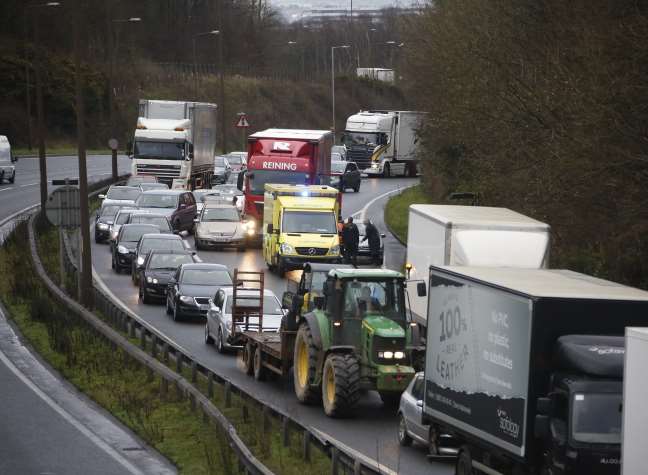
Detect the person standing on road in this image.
<box><xmin>337</xmin><ymin>215</ymin><xmax>345</xmax><ymax>258</ymax></box>
<box><xmin>342</xmin><ymin>216</ymin><xmax>359</xmax><ymax>267</ymax></box>
<box><xmin>362</xmin><ymin>218</ymin><xmax>382</xmax><ymax>266</ymax></box>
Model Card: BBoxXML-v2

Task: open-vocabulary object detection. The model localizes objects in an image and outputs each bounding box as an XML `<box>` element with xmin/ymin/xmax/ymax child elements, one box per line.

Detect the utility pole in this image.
<box><xmin>23</xmin><ymin>16</ymin><xmax>33</xmax><ymax>151</ymax></box>
<box><xmin>192</xmin><ymin>29</ymin><xmax>219</xmax><ymax>101</ymax></box>
<box><xmin>74</xmin><ymin>0</ymin><xmax>92</xmax><ymax>308</ymax></box>
<box><xmin>218</xmin><ymin>0</ymin><xmax>227</xmax><ymax>154</ymax></box>
<box><xmin>331</xmin><ymin>45</ymin><xmax>350</xmax><ymax>141</ymax></box>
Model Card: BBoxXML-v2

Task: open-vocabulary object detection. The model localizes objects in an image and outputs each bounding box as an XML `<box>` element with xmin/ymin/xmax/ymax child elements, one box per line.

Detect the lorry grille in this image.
<box><xmin>136</xmin><ymin>164</ymin><xmax>181</xmax><ymax>178</ymax></box>
<box><xmin>373</xmin><ymin>335</ymin><xmax>408</xmax><ymax>364</ymax></box>
<box><xmin>347</xmin><ymin>147</ymin><xmax>372</xmax><ymax>170</ymax></box>
<box><xmin>296</xmin><ymin>247</ymin><xmax>328</xmax><ymax>256</ymax></box>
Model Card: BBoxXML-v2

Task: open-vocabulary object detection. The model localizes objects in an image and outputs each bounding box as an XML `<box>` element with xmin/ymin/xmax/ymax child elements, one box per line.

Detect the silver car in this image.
<box><xmin>205</xmin><ymin>287</ymin><xmax>284</xmax><ymax>353</ymax></box>
<box><xmin>99</xmin><ymin>185</ymin><xmax>141</xmax><ymax>209</ymax></box>
<box><xmin>193</xmin><ymin>203</ymin><xmax>249</xmax><ymax>250</ymax></box>
<box><xmin>398</xmin><ymin>372</ymin><xmax>458</xmax><ymax>457</ymax></box>
<box><xmin>109</xmin><ymin>208</ymin><xmax>137</xmax><ymax>248</ymax></box>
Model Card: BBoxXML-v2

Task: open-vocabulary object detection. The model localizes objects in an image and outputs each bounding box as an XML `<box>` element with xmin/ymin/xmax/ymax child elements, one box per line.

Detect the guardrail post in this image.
<box><xmin>190</xmin><ymin>393</ymin><xmax>196</xmax><ymax>412</ymax></box>
<box><xmin>129</xmin><ymin>319</ymin><xmax>136</xmax><ymax>338</ymax></box>
<box><xmin>353</xmin><ymin>459</ymin><xmax>362</xmax><ymax>475</ymax></box>
<box><xmin>151</xmin><ymin>335</ymin><xmax>158</xmax><ymax>358</ymax></box>
<box><xmin>281</xmin><ymin>417</ymin><xmax>290</xmax><ymax>447</ymax></box>
<box><xmin>163</xmin><ymin>342</ymin><xmax>169</xmax><ymax>364</ymax></box>
<box><xmin>176</xmin><ymin>354</ymin><xmax>183</xmax><ymax>374</ymax></box>
<box><xmin>302</xmin><ymin>431</ymin><xmax>311</xmax><ymax>462</ymax></box>
<box><xmin>191</xmin><ymin>361</ymin><xmax>197</xmax><ymax>383</ymax></box>
<box><xmin>241</xmin><ymin>403</ymin><xmax>249</xmax><ymax>422</ymax></box>
<box><xmin>262</xmin><ymin>406</ymin><xmax>271</xmax><ymax>434</ymax></box>
<box><xmin>331</xmin><ymin>447</ymin><xmax>339</xmax><ymax>475</ymax></box>
<box><xmin>225</xmin><ymin>381</ymin><xmax>232</xmax><ymax>408</ymax></box>
<box><xmin>160</xmin><ymin>377</ymin><xmax>168</xmax><ymax>399</ymax></box>
<box><xmin>140</xmin><ymin>328</ymin><xmax>147</xmax><ymax>350</ymax></box>
<box><xmin>207</xmin><ymin>371</ymin><xmax>214</xmax><ymax>398</ymax></box>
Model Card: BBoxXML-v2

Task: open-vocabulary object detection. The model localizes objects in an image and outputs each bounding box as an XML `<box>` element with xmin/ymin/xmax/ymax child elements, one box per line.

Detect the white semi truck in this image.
<box><xmin>405</xmin><ymin>205</ymin><xmax>551</xmax><ymax>328</ymax></box>
<box><xmin>622</xmin><ymin>327</ymin><xmax>648</xmax><ymax>475</ymax></box>
<box><xmin>342</xmin><ymin>110</ymin><xmax>425</xmax><ymax>177</ymax></box>
<box><xmin>131</xmin><ymin>99</ymin><xmax>217</xmax><ymax>190</ymax></box>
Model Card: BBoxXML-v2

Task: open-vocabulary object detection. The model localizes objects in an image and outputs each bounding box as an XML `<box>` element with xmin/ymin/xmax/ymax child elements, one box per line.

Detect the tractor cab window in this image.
<box><xmin>342</xmin><ymin>280</ymin><xmax>405</xmax><ymax>321</ymax></box>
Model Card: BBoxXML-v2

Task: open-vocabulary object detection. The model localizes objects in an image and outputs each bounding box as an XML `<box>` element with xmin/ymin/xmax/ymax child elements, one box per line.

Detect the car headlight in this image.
<box><xmin>371</xmin><ymin>163</ymin><xmax>379</xmax><ymax>169</ymax></box>
<box><xmin>146</xmin><ymin>276</ymin><xmax>158</xmax><ymax>284</ymax></box>
<box><xmin>179</xmin><ymin>295</ymin><xmax>194</xmax><ymax>304</ymax></box>
<box><xmin>280</xmin><ymin>243</ymin><xmax>295</xmax><ymax>254</ymax></box>
<box><xmin>329</xmin><ymin>245</ymin><xmax>340</xmax><ymax>255</ymax></box>
<box><xmin>137</xmin><ymin>256</ymin><xmax>145</xmax><ymax>266</ymax></box>
<box><xmin>98</xmin><ymin>223</ymin><xmax>109</xmax><ymax>230</ymax></box>
<box><xmin>244</xmin><ymin>219</ymin><xmax>256</xmax><ymax>230</ymax></box>
<box><xmin>117</xmin><ymin>245</ymin><xmax>129</xmax><ymax>254</ymax></box>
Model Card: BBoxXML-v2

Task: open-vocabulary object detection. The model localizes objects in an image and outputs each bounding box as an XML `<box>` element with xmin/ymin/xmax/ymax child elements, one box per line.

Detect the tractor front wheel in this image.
<box><xmin>293</xmin><ymin>324</ymin><xmax>321</xmax><ymax>404</ymax></box>
<box><xmin>321</xmin><ymin>353</ymin><xmax>360</xmax><ymax>417</ymax></box>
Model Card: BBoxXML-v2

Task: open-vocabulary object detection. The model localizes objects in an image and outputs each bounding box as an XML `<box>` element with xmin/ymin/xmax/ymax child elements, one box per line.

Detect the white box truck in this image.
<box><xmin>131</xmin><ymin>99</ymin><xmax>217</xmax><ymax>190</ymax></box>
<box><xmin>356</xmin><ymin>68</ymin><xmax>395</xmax><ymax>83</ymax></box>
<box><xmin>622</xmin><ymin>327</ymin><xmax>648</xmax><ymax>475</ymax></box>
<box><xmin>405</xmin><ymin>205</ymin><xmax>550</xmax><ymax>328</ymax></box>
<box><xmin>342</xmin><ymin>110</ymin><xmax>425</xmax><ymax>177</ymax></box>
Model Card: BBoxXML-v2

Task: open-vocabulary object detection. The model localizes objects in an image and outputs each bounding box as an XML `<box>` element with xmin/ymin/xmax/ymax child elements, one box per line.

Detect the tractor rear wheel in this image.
<box><xmin>321</xmin><ymin>353</ymin><xmax>360</xmax><ymax>417</ymax></box>
<box><xmin>293</xmin><ymin>324</ymin><xmax>320</xmax><ymax>404</ymax></box>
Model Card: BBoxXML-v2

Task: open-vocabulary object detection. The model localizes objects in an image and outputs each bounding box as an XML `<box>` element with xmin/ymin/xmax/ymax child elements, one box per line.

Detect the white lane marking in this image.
<box><xmin>310</xmin><ymin>427</ymin><xmax>398</xmax><ymax>475</ymax></box>
<box><xmin>20</xmin><ymin>183</ymin><xmax>39</xmax><ymax>188</ymax></box>
<box><xmin>0</xmin><ymin>187</ymin><xmax>14</xmax><ymax>192</ymax></box>
<box><xmin>0</xmin><ymin>350</ymin><xmax>144</xmax><ymax>475</ymax></box>
<box><xmin>350</xmin><ymin>186</ymin><xmax>408</xmax><ymax>222</ymax></box>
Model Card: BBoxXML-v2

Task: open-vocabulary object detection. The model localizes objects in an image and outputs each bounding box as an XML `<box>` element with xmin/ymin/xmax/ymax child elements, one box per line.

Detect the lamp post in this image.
<box><xmin>366</xmin><ymin>28</ymin><xmax>376</xmax><ymax>67</ymax></box>
<box><xmin>192</xmin><ymin>30</ymin><xmax>219</xmax><ymax>100</ymax></box>
<box><xmin>108</xmin><ymin>17</ymin><xmax>141</xmax><ymax>180</ymax></box>
<box><xmin>287</xmin><ymin>41</ymin><xmax>304</xmax><ymax>81</ymax></box>
<box><xmin>26</xmin><ymin>1</ymin><xmax>61</xmax><ymax>213</ymax></box>
<box><xmin>331</xmin><ymin>45</ymin><xmax>350</xmax><ymax>141</ymax></box>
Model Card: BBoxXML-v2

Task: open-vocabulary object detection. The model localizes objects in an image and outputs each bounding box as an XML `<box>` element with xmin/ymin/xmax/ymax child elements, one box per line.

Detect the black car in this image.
<box><xmin>138</xmin><ymin>250</ymin><xmax>197</xmax><ymax>304</ymax></box>
<box><xmin>166</xmin><ymin>263</ymin><xmax>232</xmax><ymax>321</ymax></box>
<box><xmin>330</xmin><ymin>160</ymin><xmax>361</xmax><ymax>192</ymax></box>
<box><xmin>112</xmin><ymin>224</ymin><xmax>160</xmax><ymax>273</ymax></box>
<box><xmin>127</xmin><ymin>212</ymin><xmax>174</xmax><ymax>234</ymax></box>
<box><xmin>94</xmin><ymin>204</ymin><xmax>121</xmax><ymax>243</ymax></box>
<box><xmin>131</xmin><ymin>233</ymin><xmax>187</xmax><ymax>285</ymax></box>
<box><xmin>356</xmin><ymin>223</ymin><xmax>386</xmax><ymax>264</ymax></box>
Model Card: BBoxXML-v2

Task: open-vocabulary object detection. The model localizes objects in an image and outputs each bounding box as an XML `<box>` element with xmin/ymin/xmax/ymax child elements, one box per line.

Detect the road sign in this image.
<box><xmin>108</xmin><ymin>138</ymin><xmax>119</xmax><ymax>151</ymax></box>
<box><xmin>235</xmin><ymin>113</ymin><xmax>250</xmax><ymax>128</ymax></box>
<box><xmin>45</xmin><ymin>185</ymin><xmax>80</xmax><ymax>228</ymax></box>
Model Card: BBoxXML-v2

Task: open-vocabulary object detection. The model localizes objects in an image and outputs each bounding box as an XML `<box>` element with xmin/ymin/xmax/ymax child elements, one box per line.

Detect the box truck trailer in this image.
<box><xmin>422</xmin><ymin>266</ymin><xmax>648</xmax><ymax>475</ymax></box>
<box><xmin>405</xmin><ymin>205</ymin><xmax>551</xmax><ymax>328</ymax></box>
<box><xmin>131</xmin><ymin>99</ymin><xmax>217</xmax><ymax>190</ymax></box>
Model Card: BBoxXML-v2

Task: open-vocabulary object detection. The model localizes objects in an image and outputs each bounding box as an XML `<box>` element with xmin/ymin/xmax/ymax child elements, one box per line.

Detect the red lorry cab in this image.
<box><xmin>242</xmin><ymin>129</ymin><xmax>334</xmax><ymax>221</ymax></box>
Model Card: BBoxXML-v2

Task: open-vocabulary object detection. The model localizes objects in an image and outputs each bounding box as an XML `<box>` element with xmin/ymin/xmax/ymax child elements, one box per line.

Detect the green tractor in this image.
<box><xmin>292</xmin><ymin>268</ymin><xmax>417</xmax><ymax>417</ymax></box>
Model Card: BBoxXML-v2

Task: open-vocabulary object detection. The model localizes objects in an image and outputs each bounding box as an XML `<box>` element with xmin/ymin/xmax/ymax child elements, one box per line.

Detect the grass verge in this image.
<box><xmin>384</xmin><ymin>185</ymin><xmax>433</xmax><ymax>243</ymax></box>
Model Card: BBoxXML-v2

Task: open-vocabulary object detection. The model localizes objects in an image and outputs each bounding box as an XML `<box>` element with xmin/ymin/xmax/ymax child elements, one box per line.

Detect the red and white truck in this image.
<box><xmin>237</xmin><ymin>129</ymin><xmax>333</xmax><ymax>224</ymax></box>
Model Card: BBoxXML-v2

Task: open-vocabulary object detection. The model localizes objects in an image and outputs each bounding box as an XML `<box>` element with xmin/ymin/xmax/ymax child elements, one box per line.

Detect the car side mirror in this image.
<box><xmin>380</xmin><ymin>233</ymin><xmax>386</xmax><ymax>238</ymax></box>
<box><xmin>11</xmin><ymin>154</ymin><xmax>17</xmax><ymax>163</ymax></box>
<box><xmin>193</xmin><ymin>218</ymin><xmax>199</xmax><ymax>223</ymax></box>
<box><xmin>167</xmin><ymin>278</ymin><xmax>176</xmax><ymax>286</ymax></box>
<box><xmin>98</xmin><ymin>194</ymin><xmax>106</xmax><ymax>200</ymax></box>
<box><xmin>416</xmin><ymin>282</ymin><xmax>427</xmax><ymax>297</ymax></box>
<box><xmin>534</xmin><ymin>414</ymin><xmax>550</xmax><ymax>439</ymax></box>
<box><xmin>187</xmin><ymin>144</ymin><xmax>194</xmax><ymax>160</ymax></box>
<box><xmin>416</xmin><ymin>400</ymin><xmax>423</xmax><ymax>408</ymax></box>
<box><xmin>281</xmin><ymin>291</ymin><xmax>294</xmax><ymax>309</ymax></box>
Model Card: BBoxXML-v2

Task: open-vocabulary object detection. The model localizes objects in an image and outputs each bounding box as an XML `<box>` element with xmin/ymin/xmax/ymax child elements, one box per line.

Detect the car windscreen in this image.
<box><xmin>140</xmin><ymin>238</ymin><xmax>184</xmax><ymax>254</ymax></box>
<box><xmin>107</xmin><ymin>187</ymin><xmax>140</xmax><ymax>201</ymax></box>
<box><xmin>211</xmin><ymin>185</ymin><xmax>241</xmax><ymax>196</ymax></box>
<box><xmin>140</xmin><ymin>183</ymin><xmax>168</xmax><ymax>191</ymax></box>
<box><xmin>331</xmin><ymin>162</ymin><xmax>346</xmax><ymax>173</ymax></box>
<box><xmin>148</xmin><ymin>253</ymin><xmax>193</xmax><ymax>270</ymax></box>
<box><xmin>134</xmin><ymin>141</ymin><xmax>184</xmax><ymax>160</ymax></box>
<box><xmin>115</xmin><ymin>211</ymin><xmax>134</xmax><ymax>225</ymax></box>
<box><xmin>225</xmin><ymin>295</ymin><xmax>283</xmax><ymax>315</ymax></box>
<box><xmin>121</xmin><ymin>226</ymin><xmax>159</xmax><ymax>242</ymax></box>
<box><xmin>135</xmin><ymin>194</ymin><xmax>178</xmax><ymax>209</ymax></box>
<box><xmin>227</xmin><ymin>155</ymin><xmax>242</xmax><ymax>165</ymax></box>
<box><xmin>201</xmin><ymin>208</ymin><xmax>239</xmax><ymax>222</ymax></box>
<box><xmin>214</xmin><ymin>157</ymin><xmax>227</xmax><ymax>167</ymax></box>
<box><xmin>130</xmin><ymin>216</ymin><xmax>171</xmax><ymax>230</ymax></box>
<box><xmin>571</xmin><ymin>393</ymin><xmax>622</xmax><ymax>444</ymax></box>
<box><xmin>249</xmin><ymin>170</ymin><xmax>309</xmax><ymax>195</ymax></box>
<box><xmin>181</xmin><ymin>269</ymin><xmax>232</xmax><ymax>286</ymax></box>
<box><xmin>100</xmin><ymin>205</ymin><xmax>121</xmax><ymax>218</ymax></box>
<box><xmin>282</xmin><ymin>211</ymin><xmax>336</xmax><ymax>234</ymax></box>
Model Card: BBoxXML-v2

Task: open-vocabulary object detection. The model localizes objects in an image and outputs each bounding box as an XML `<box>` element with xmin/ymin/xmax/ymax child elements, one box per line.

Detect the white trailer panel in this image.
<box><xmin>622</xmin><ymin>327</ymin><xmax>648</xmax><ymax>475</ymax></box>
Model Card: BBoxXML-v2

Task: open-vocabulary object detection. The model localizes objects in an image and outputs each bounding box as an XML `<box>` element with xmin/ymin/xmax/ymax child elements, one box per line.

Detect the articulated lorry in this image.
<box><xmin>239</xmin><ymin>129</ymin><xmax>333</xmax><ymax>223</ymax></box>
<box><xmin>231</xmin><ymin>268</ymin><xmax>417</xmax><ymax>417</ymax></box>
<box><xmin>262</xmin><ymin>184</ymin><xmax>341</xmax><ymax>276</ymax></box>
<box><xmin>422</xmin><ymin>266</ymin><xmax>648</xmax><ymax>475</ymax></box>
<box><xmin>342</xmin><ymin>110</ymin><xmax>425</xmax><ymax>177</ymax></box>
<box><xmin>405</xmin><ymin>205</ymin><xmax>551</xmax><ymax>329</ymax></box>
<box><xmin>131</xmin><ymin>99</ymin><xmax>217</xmax><ymax>190</ymax></box>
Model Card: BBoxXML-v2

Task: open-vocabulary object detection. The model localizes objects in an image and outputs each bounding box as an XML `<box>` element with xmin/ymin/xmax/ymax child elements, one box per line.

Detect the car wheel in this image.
<box><xmin>131</xmin><ymin>266</ymin><xmax>137</xmax><ymax>285</ymax></box>
<box><xmin>111</xmin><ymin>256</ymin><xmax>115</xmax><ymax>270</ymax></box>
<box><xmin>8</xmin><ymin>172</ymin><xmax>15</xmax><ymax>184</ymax></box>
<box><xmin>141</xmin><ymin>284</ymin><xmax>151</xmax><ymax>304</ymax></box>
<box><xmin>166</xmin><ymin>297</ymin><xmax>173</xmax><ymax>315</ymax></box>
<box><xmin>398</xmin><ymin>413</ymin><xmax>413</xmax><ymax>446</ymax></box>
<box><xmin>205</xmin><ymin>323</ymin><xmax>215</xmax><ymax>345</ymax></box>
<box><xmin>95</xmin><ymin>234</ymin><xmax>101</xmax><ymax>244</ymax></box>
<box><xmin>217</xmin><ymin>328</ymin><xmax>226</xmax><ymax>354</ymax></box>
<box><xmin>0</xmin><ymin>171</ymin><xmax>4</xmax><ymax>184</ymax></box>
<box><xmin>195</xmin><ymin>241</ymin><xmax>203</xmax><ymax>251</ymax></box>
<box><xmin>173</xmin><ymin>301</ymin><xmax>181</xmax><ymax>322</ymax></box>
<box><xmin>354</xmin><ymin>182</ymin><xmax>360</xmax><ymax>193</ymax></box>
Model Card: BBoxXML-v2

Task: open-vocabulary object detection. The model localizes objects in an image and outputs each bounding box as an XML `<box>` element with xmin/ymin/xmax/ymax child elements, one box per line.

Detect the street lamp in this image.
<box><xmin>192</xmin><ymin>30</ymin><xmax>220</xmax><ymax>100</ymax></box>
<box><xmin>287</xmin><ymin>41</ymin><xmax>303</xmax><ymax>80</ymax></box>
<box><xmin>25</xmin><ymin>1</ymin><xmax>62</xmax><ymax>212</ymax></box>
<box><xmin>331</xmin><ymin>45</ymin><xmax>350</xmax><ymax>141</ymax></box>
<box><xmin>366</xmin><ymin>28</ymin><xmax>377</xmax><ymax>67</ymax></box>
<box><xmin>108</xmin><ymin>16</ymin><xmax>141</xmax><ymax>180</ymax></box>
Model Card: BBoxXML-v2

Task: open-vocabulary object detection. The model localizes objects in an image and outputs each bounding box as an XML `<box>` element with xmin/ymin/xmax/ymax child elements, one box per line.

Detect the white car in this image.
<box><xmin>0</xmin><ymin>135</ymin><xmax>16</xmax><ymax>184</ymax></box>
<box><xmin>99</xmin><ymin>185</ymin><xmax>141</xmax><ymax>209</ymax></box>
<box><xmin>205</xmin><ymin>287</ymin><xmax>284</xmax><ymax>353</ymax></box>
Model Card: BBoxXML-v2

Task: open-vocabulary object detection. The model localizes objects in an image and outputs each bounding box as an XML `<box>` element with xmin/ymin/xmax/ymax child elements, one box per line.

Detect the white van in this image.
<box><xmin>0</xmin><ymin>135</ymin><xmax>16</xmax><ymax>184</ymax></box>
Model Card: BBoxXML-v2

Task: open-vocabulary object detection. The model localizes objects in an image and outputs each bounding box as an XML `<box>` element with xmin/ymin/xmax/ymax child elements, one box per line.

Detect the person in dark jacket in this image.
<box><xmin>341</xmin><ymin>216</ymin><xmax>359</xmax><ymax>267</ymax></box>
<box><xmin>362</xmin><ymin>218</ymin><xmax>382</xmax><ymax>266</ymax></box>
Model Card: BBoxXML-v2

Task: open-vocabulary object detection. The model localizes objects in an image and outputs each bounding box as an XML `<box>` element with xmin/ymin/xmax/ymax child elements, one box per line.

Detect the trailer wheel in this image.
<box><xmin>398</xmin><ymin>413</ymin><xmax>412</xmax><ymax>446</ymax></box>
<box><xmin>253</xmin><ymin>345</ymin><xmax>266</xmax><ymax>381</ymax></box>
<box><xmin>321</xmin><ymin>353</ymin><xmax>360</xmax><ymax>417</ymax></box>
<box><xmin>456</xmin><ymin>447</ymin><xmax>475</xmax><ymax>475</ymax></box>
<box><xmin>293</xmin><ymin>324</ymin><xmax>321</xmax><ymax>404</ymax></box>
<box><xmin>243</xmin><ymin>342</ymin><xmax>255</xmax><ymax>375</ymax></box>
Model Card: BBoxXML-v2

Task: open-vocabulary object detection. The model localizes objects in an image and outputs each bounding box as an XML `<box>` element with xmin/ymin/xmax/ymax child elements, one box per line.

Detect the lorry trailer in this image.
<box><xmin>131</xmin><ymin>99</ymin><xmax>217</xmax><ymax>190</ymax></box>
<box><xmin>422</xmin><ymin>266</ymin><xmax>648</xmax><ymax>475</ymax></box>
<box><xmin>405</xmin><ymin>205</ymin><xmax>550</xmax><ymax>329</ymax></box>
